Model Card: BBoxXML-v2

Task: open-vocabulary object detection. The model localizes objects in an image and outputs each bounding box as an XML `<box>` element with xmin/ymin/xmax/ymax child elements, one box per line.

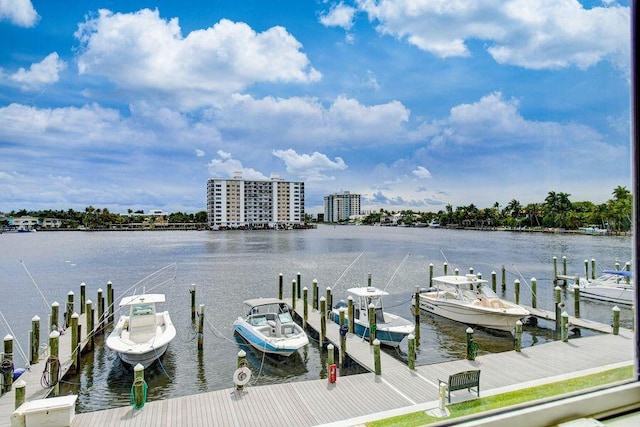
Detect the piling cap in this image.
<box><xmin>466</xmin><ymin>327</ymin><xmax>474</xmax><ymax>333</ymax></box>
<box><xmin>32</xmin><ymin>315</ymin><xmax>40</xmax><ymax>321</ymax></box>
<box><xmin>326</xmin><ymin>286</ymin><xmax>331</xmax><ymax>290</ymax></box>
<box><xmin>327</xmin><ymin>343</ymin><xmax>334</xmax><ymax>350</ymax></box>
<box><xmin>373</xmin><ymin>339</ymin><xmax>381</xmax><ymax>345</ymax></box>
<box><xmin>368</xmin><ymin>303</ymin><xmax>375</xmax><ymax>308</ymax></box>
<box><xmin>347</xmin><ymin>296</ymin><xmax>353</xmax><ymax>301</ymax></box>
<box><xmin>613</xmin><ymin>306</ymin><xmax>620</xmax><ymax>312</ymax></box>
<box><xmin>52</xmin><ymin>301</ymin><xmax>59</xmax><ymax>307</ymax></box>
<box><xmin>562</xmin><ymin>311</ymin><xmax>569</xmax><ymax>317</ymax></box>
<box><xmin>134</xmin><ymin>363</ymin><xmax>144</xmax><ymax>371</ymax></box>
<box><xmin>86</xmin><ymin>300</ymin><xmax>93</xmax><ymax>304</ymax></box>
<box><xmin>97</xmin><ymin>288</ymin><xmax>103</xmax><ymax>293</ymax></box>
<box><xmin>68</xmin><ymin>291</ymin><xmax>74</xmax><ymax>296</ymax></box>
<box><xmin>14</xmin><ymin>379</ymin><xmax>26</xmax><ymax>388</ymax></box>
<box><xmin>4</xmin><ymin>334</ymin><xmax>13</xmax><ymax>341</ymax></box>
<box><xmin>303</xmin><ymin>286</ymin><xmax>308</xmax><ymax>290</ymax></box>
<box><xmin>516</xmin><ymin>320</ymin><xmax>522</xmax><ymax>325</ymax></box>
<box><xmin>49</xmin><ymin>330</ymin><xmax>60</xmax><ymax>338</ymax></box>
<box><xmin>71</xmin><ymin>312</ymin><xmax>79</xmax><ymax>318</ymax></box>
<box><xmin>408</xmin><ymin>333</ymin><xmax>415</xmax><ymax>340</ymax></box>
<box><xmin>238</xmin><ymin>350</ymin><xmax>246</xmax><ymax>357</ymax></box>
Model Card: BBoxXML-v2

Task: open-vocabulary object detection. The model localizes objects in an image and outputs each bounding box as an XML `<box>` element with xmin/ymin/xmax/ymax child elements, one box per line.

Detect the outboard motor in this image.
<box><xmin>334</xmin><ymin>299</ymin><xmax>348</xmax><ymax>310</ymax></box>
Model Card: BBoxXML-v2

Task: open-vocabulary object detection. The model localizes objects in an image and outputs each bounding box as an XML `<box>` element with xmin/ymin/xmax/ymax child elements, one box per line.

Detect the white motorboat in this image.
<box><xmin>578</xmin><ymin>270</ymin><xmax>633</xmax><ymax>306</ymax></box>
<box><xmin>331</xmin><ymin>287</ymin><xmax>414</xmax><ymax>347</ymax></box>
<box><xmin>415</xmin><ymin>274</ymin><xmax>529</xmax><ymax>332</ymax></box>
<box><xmin>106</xmin><ymin>293</ymin><xmax>176</xmax><ymax>368</ymax></box>
<box><xmin>233</xmin><ymin>298</ymin><xmax>309</xmax><ymax>356</ymax></box>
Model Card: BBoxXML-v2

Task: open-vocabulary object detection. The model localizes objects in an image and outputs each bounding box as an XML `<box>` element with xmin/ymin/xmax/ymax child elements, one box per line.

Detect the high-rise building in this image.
<box><xmin>324</xmin><ymin>191</ymin><xmax>361</xmax><ymax>223</ymax></box>
<box><xmin>207</xmin><ymin>173</ymin><xmax>305</xmax><ymax>229</ymax></box>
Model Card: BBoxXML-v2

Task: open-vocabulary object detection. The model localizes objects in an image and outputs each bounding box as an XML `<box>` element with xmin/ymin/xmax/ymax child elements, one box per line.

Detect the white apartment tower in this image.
<box><xmin>324</xmin><ymin>191</ymin><xmax>361</xmax><ymax>223</ymax></box>
<box><xmin>207</xmin><ymin>173</ymin><xmax>305</xmax><ymax>229</ymax></box>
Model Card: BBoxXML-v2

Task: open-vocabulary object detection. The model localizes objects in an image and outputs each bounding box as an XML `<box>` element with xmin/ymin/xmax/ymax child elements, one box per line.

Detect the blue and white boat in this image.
<box><xmin>330</xmin><ymin>287</ymin><xmax>414</xmax><ymax>347</ymax></box>
<box><xmin>233</xmin><ymin>298</ymin><xmax>308</xmax><ymax>356</ymax></box>
<box><xmin>578</xmin><ymin>270</ymin><xmax>633</xmax><ymax>306</ymax></box>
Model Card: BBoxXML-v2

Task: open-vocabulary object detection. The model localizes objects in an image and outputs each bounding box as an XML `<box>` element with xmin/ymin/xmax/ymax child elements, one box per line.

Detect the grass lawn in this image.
<box><xmin>368</xmin><ymin>365</ymin><xmax>634</xmax><ymax>427</ymax></box>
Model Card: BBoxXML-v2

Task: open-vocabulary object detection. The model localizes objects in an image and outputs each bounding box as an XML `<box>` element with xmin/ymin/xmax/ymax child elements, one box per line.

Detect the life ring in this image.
<box><xmin>233</xmin><ymin>366</ymin><xmax>252</xmax><ymax>386</ymax></box>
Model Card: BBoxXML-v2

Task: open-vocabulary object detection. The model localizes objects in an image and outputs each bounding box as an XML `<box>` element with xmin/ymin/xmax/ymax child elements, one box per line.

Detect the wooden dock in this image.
<box><xmin>521</xmin><ymin>305</ymin><xmax>629</xmax><ymax>335</ymax></box>
<box><xmin>64</xmin><ymin>328</ymin><xmax>634</xmax><ymax>426</ymax></box>
<box><xmin>290</xmin><ymin>297</ymin><xmax>409</xmax><ymax>373</ymax></box>
<box><xmin>0</xmin><ymin>311</ymin><xmax>96</xmax><ymax>426</ymax></box>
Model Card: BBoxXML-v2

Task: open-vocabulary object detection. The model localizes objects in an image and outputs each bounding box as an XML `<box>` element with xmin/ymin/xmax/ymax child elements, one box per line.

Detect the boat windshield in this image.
<box><xmin>479</xmin><ymin>286</ymin><xmax>499</xmax><ymax>299</ymax></box>
<box><xmin>132</xmin><ymin>304</ymin><xmax>154</xmax><ymax>316</ymax></box>
<box><xmin>278</xmin><ymin>312</ymin><xmax>293</xmax><ymax>323</ymax></box>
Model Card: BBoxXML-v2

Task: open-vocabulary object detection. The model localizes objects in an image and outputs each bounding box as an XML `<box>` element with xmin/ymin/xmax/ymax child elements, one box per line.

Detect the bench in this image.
<box><xmin>438</xmin><ymin>370</ymin><xmax>480</xmax><ymax>403</ymax></box>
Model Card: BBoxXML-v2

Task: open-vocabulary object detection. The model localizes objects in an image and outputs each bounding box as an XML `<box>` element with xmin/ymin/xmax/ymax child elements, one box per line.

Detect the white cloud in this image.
<box><xmin>272</xmin><ymin>149</ymin><xmax>347</xmax><ymax>181</ymax></box>
<box><xmin>412</xmin><ymin>166</ymin><xmax>432</xmax><ymax>179</ymax></box>
<box><xmin>9</xmin><ymin>53</ymin><xmax>66</xmax><ymax>89</ymax></box>
<box><xmin>356</xmin><ymin>0</ymin><xmax>630</xmax><ymax>70</ymax></box>
<box><xmin>75</xmin><ymin>9</ymin><xmax>322</xmax><ymax>110</ymax></box>
<box><xmin>195</xmin><ymin>149</ymin><xmax>205</xmax><ymax>157</ymax></box>
<box><xmin>212</xmin><ymin>93</ymin><xmax>413</xmax><ymax>148</ymax></box>
<box><xmin>319</xmin><ymin>2</ymin><xmax>357</xmax><ymax>30</ymax></box>
<box><xmin>207</xmin><ymin>151</ymin><xmax>268</xmax><ymax>180</ymax></box>
<box><xmin>0</xmin><ymin>0</ymin><xmax>39</xmax><ymax>27</ymax></box>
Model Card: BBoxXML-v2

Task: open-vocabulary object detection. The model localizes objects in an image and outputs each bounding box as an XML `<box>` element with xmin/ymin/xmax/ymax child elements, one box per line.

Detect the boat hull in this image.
<box><xmin>579</xmin><ymin>286</ymin><xmax>633</xmax><ymax>306</ymax></box>
<box><xmin>106</xmin><ymin>311</ymin><xmax>176</xmax><ymax>369</ymax></box>
<box><xmin>417</xmin><ymin>295</ymin><xmax>527</xmax><ymax>332</ymax></box>
<box><xmin>329</xmin><ymin>311</ymin><xmax>413</xmax><ymax>347</ymax></box>
<box><xmin>233</xmin><ymin>320</ymin><xmax>308</xmax><ymax>357</ymax></box>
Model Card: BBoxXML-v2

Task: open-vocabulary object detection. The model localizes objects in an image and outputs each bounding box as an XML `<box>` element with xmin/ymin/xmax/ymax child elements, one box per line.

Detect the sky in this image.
<box><xmin>0</xmin><ymin>0</ymin><xmax>632</xmax><ymax>215</ymax></box>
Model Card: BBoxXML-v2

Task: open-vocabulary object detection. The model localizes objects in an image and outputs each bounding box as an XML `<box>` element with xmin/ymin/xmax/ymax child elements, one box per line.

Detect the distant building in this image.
<box><xmin>206</xmin><ymin>173</ymin><xmax>305</xmax><ymax>229</ymax></box>
<box><xmin>9</xmin><ymin>216</ymin><xmax>40</xmax><ymax>230</ymax></box>
<box><xmin>324</xmin><ymin>191</ymin><xmax>361</xmax><ymax>223</ymax></box>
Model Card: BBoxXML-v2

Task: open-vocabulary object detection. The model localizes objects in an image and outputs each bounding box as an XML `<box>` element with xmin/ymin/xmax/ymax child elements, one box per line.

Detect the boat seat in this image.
<box><xmin>281</xmin><ymin>325</ymin><xmax>295</xmax><ymax>336</ymax></box>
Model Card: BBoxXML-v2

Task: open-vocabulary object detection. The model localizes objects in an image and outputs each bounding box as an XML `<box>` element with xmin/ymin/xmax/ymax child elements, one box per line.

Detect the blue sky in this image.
<box><xmin>0</xmin><ymin>0</ymin><xmax>631</xmax><ymax>215</ymax></box>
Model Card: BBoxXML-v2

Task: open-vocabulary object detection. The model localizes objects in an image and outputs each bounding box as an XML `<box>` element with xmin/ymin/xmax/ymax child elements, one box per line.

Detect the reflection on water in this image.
<box><xmin>2</xmin><ymin>226</ymin><xmax>633</xmax><ymax>412</ymax></box>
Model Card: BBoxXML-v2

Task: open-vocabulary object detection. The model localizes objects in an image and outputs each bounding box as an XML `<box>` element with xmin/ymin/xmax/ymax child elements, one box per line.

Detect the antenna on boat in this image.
<box><xmin>20</xmin><ymin>260</ymin><xmax>51</xmax><ymax>312</ymax></box>
<box><xmin>332</xmin><ymin>252</ymin><xmax>364</xmax><ymax>290</ymax></box>
<box><xmin>383</xmin><ymin>252</ymin><xmax>410</xmax><ymax>291</ymax></box>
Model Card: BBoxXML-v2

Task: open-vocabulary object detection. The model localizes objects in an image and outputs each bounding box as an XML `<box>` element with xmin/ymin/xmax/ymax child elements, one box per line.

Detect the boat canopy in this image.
<box><xmin>432</xmin><ymin>275</ymin><xmax>488</xmax><ymax>286</ymax></box>
<box><xmin>346</xmin><ymin>287</ymin><xmax>389</xmax><ymax>297</ymax></box>
<box><xmin>602</xmin><ymin>270</ymin><xmax>633</xmax><ymax>277</ymax></box>
<box><xmin>243</xmin><ymin>298</ymin><xmax>288</xmax><ymax>309</ymax></box>
<box><xmin>119</xmin><ymin>293</ymin><xmax>166</xmax><ymax>306</ymax></box>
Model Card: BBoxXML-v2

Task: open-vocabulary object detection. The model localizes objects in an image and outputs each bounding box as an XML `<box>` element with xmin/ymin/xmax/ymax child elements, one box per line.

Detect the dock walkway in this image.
<box><xmin>291</xmin><ymin>297</ymin><xmax>408</xmax><ymax>373</ymax></box>
<box><xmin>521</xmin><ymin>304</ymin><xmax>629</xmax><ymax>335</ymax></box>
<box><xmin>0</xmin><ymin>311</ymin><xmax>95</xmax><ymax>426</ymax></box>
<box><xmin>65</xmin><ymin>329</ymin><xmax>634</xmax><ymax>426</ymax></box>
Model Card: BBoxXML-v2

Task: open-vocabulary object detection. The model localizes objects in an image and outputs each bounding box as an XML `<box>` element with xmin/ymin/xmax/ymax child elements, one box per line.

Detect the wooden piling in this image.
<box><xmin>367</xmin><ymin>273</ymin><xmax>372</xmax><ymax>287</ymax></box>
<box><xmin>531</xmin><ymin>278</ymin><xmax>537</xmax><ymax>308</ymax></box>
<box><xmin>553</xmin><ymin>256</ymin><xmax>558</xmax><ymax>284</ymax></box>
<box><xmin>86</xmin><ymin>300</ymin><xmax>94</xmax><ymax>352</ymax></box>
<box><xmin>554</xmin><ymin>286</ymin><xmax>562</xmax><ymax>333</ymax></box>
<box><xmin>501</xmin><ymin>265</ymin><xmax>506</xmax><ymax>290</ymax></box>
<box><xmin>51</xmin><ymin>301</ymin><xmax>59</xmax><ymax>332</ymax></box>
<box><xmin>14</xmin><ymin>379</ymin><xmax>25</xmax><ymax>409</ymax></box>
<box><xmin>319</xmin><ymin>297</ymin><xmax>326</xmax><ymax>347</ymax></box>
<box><xmin>325</xmin><ymin>287</ymin><xmax>332</xmax><ymax>313</ymax></box>
<box><xmin>97</xmin><ymin>288</ymin><xmax>104</xmax><ymax>334</ymax></box>
<box><xmin>339</xmin><ymin>307</ymin><xmax>346</xmax><ymax>365</ymax></box>
<box><xmin>190</xmin><ymin>284</ymin><xmax>196</xmax><ymax>321</ymax></box>
<box><xmin>235</xmin><ymin>350</ymin><xmax>248</xmax><ymax>393</ymax></box>
<box><xmin>347</xmin><ymin>296</ymin><xmax>354</xmax><ymax>334</ymax></box>
<box><xmin>66</xmin><ymin>291</ymin><xmax>74</xmax><ymax>328</ymax></box>
<box><xmin>584</xmin><ymin>259</ymin><xmax>589</xmax><ymax>280</ymax></box>
<box><xmin>373</xmin><ymin>339</ymin><xmax>381</xmax><ymax>375</ymax></box>
<box><xmin>2</xmin><ymin>334</ymin><xmax>13</xmax><ymax>393</ymax></box>
<box><xmin>278</xmin><ymin>274</ymin><xmax>283</xmax><ymax>300</ymax></box>
<box><xmin>368</xmin><ymin>303</ymin><xmax>377</xmax><ymax>345</ymax></box>
<box><xmin>30</xmin><ymin>315</ymin><xmax>40</xmax><ymax>365</ymax></box>
<box><xmin>107</xmin><ymin>280</ymin><xmax>114</xmax><ymax>323</ymax></box>
<box><xmin>469</xmin><ymin>267</ymin><xmax>474</xmax><ymax>275</ymax></box>
<box><xmin>291</xmin><ymin>280</ymin><xmax>297</xmax><ymax>311</ymax></box>
<box><xmin>514</xmin><ymin>279</ymin><xmax>520</xmax><ymax>305</ymax></box>
<box><xmin>302</xmin><ymin>287</ymin><xmax>308</xmax><ymax>328</ymax></box>
<box><xmin>413</xmin><ymin>286</ymin><xmax>421</xmax><ymax>345</ymax></box>
<box><xmin>80</xmin><ymin>282</ymin><xmax>86</xmax><ymax>314</ymax></box>
<box><xmin>561</xmin><ymin>311</ymin><xmax>569</xmax><ymax>342</ymax></box>
<box><xmin>574</xmin><ymin>284</ymin><xmax>581</xmax><ymax>318</ymax></box>
<box><xmin>491</xmin><ymin>271</ymin><xmax>497</xmax><ymax>292</ymax></box>
<box><xmin>429</xmin><ymin>263</ymin><xmax>434</xmax><ymax>287</ymax></box>
<box><xmin>296</xmin><ymin>272</ymin><xmax>301</xmax><ymax>300</ymax></box>
<box><xmin>49</xmin><ymin>330</ymin><xmax>60</xmax><ymax>396</ymax></box>
<box><xmin>454</xmin><ymin>268</ymin><xmax>459</xmax><ymax>276</ymax></box>
<box><xmin>612</xmin><ymin>306</ymin><xmax>620</xmax><ymax>335</ymax></box>
<box><xmin>591</xmin><ymin>259</ymin><xmax>596</xmax><ymax>280</ymax></box>
<box><xmin>515</xmin><ymin>320</ymin><xmax>522</xmax><ymax>352</ymax></box>
<box><xmin>466</xmin><ymin>327</ymin><xmax>476</xmax><ymax>360</ymax></box>
<box><xmin>443</xmin><ymin>262</ymin><xmax>448</xmax><ymax>275</ymax></box>
<box><xmin>625</xmin><ymin>262</ymin><xmax>631</xmax><ymax>284</ymax></box>
<box><xmin>408</xmin><ymin>334</ymin><xmax>415</xmax><ymax>370</ymax></box>
<box><xmin>312</xmin><ymin>279</ymin><xmax>318</xmax><ymax>311</ymax></box>
<box><xmin>70</xmin><ymin>312</ymin><xmax>79</xmax><ymax>374</ymax></box>
<box><xmin>198</xmin><ymin>304</ymin><xmax>205</xmax><ymax>351</ymax></box>
<box><xmin>327</xmin><ymin>343</ymin><xmax>335</xmax><ymax>366</ymax></box>
<box><xmin>133</xmin><ymin>363</ymin><xmax>146</xmax><ymax>408</ymax></box>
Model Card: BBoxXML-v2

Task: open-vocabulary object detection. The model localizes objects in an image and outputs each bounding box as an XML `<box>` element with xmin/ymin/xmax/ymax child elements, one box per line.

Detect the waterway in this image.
<box><xmin>0</xmin><ymin>225</ymin><xmax>633</xmax><ymax>412</ymax></box>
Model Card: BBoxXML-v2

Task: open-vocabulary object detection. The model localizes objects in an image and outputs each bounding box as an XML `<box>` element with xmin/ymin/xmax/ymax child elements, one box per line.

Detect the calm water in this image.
<box><xmin>0</xmin><ymin>225</ymin><xmax>633</xmax><ymax>412</ymax></box>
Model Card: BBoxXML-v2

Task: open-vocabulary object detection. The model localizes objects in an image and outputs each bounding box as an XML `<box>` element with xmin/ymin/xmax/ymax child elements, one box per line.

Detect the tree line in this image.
<box><xmin>360</xmin><ymin>186</ymin><xmax>633</xmax><ymax>232</ymax></box>
<box><xmin>1</xmin><ymin>206</ymin><xmax>208</xmax><ymax>229</ymax></box>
